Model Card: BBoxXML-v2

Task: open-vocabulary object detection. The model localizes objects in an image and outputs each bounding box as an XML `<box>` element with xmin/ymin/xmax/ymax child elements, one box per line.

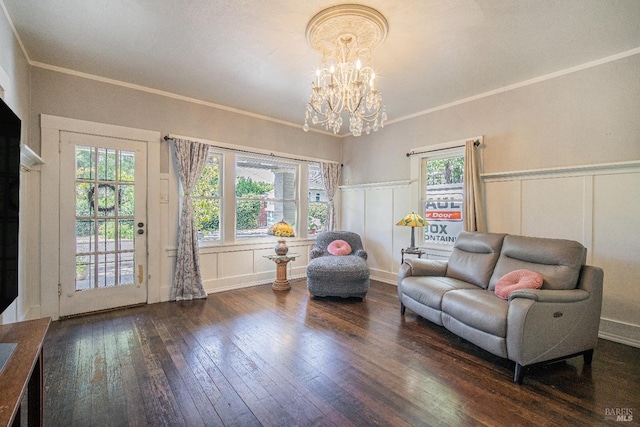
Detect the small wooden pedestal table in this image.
<box><xmin>264</xmin><ymin>253</ymin><xmax>300</xmax><ymax>291</ymax></box>
<box><xmin>0</xmin><ymin>317</ymin><xmax>51</xmax><ymax>427</ymax></box>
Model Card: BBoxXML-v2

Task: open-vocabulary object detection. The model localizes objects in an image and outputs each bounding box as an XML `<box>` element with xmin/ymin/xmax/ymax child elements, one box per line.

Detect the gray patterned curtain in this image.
<box><xmin>321</xmin><ymin>162</ymin><xmax>341</xmax><ymax>231</ymax></box>
<box><xmin>463</xmin><ymin>140</ymin><xmax>487</xmax><ymax>232</ymax></box>
<box><xmin>170</xmin><ymin>138</ymin><xmax>209</xmax><ymax>300</ymax></box>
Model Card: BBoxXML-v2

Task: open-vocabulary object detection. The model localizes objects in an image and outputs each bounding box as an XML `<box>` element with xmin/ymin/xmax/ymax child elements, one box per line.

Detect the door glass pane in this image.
<box><xmin>98</xmin><ymin>219</ymin><xmax>116</xmax><ymax>252</ymax></box>
<box><xmin>118</xmin><ymin>151</ymin><xmax>135</xmax><ymax>182</ymax></box>
<box><xmin>76</xmin><ymin>219</ymin><xmax>95</xmax><ymax>253</ymax></box>
<box><xmin>75</xmin><ymin>146</ymin><xmax>94</xmax><ymax>180</ymax></box>
<box><xmin>74</xmin><ymin>145</ymin><xmax>136</xmax><ymax>290</ymax></box>
<box><xmin>118</xmin><ymin>252</ymin><xmax>134</xmax><ymax>286</ymax></box>
<box><xmin>97</xmin><ymin>253</ymin><xmax>116</xmax><ymax>287</ymax></box>
<box><xmin>75</xmin><ymin>183</ymin><xmax>92</xmax><ymax>216</ymax></box>
<box><xmin>119</xmin><ymin>185</ymin><xmax>135</xmax><ymax>216</ymax></box>
<box><xmin>98</xmin><ymin>148</ymin><xmax>117</xmax><ymax>181</ymax></box>
<box><xmin>118</xmin><ymin>220</ymin><xmax>134</xmax><ymax>251</ymax></box>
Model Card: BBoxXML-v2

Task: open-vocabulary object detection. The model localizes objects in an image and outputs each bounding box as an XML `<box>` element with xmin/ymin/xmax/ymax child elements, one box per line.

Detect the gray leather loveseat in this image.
<box><xmin>398</xmin><ymin>231</ymin><xmax>603</xmax><ymax>383</ymax></box>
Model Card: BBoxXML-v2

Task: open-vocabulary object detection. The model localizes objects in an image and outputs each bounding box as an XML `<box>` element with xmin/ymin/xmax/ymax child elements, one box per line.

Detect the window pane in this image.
<box><xmin>194</xmin><ymin>198</ymin><xmax>220</xmax><ymax>240</ymax></box>
<box><xmin>193</xmin><ymin>154</ymin><xmax>220</xmax><ymax>197</ymax></box>
<box><xmin>236</xmin><ymin>155</ymin><xmax>297</xmax><ymax>238</ymax></box>
<box><xmin>192</xmin><ymin>150</ymin><xmax>222</xmax><ymax>242</ymax></box>
<box><xmin>423</xmin><ymin>155</ymin><xmax>464</xmax><ymax>245</ymax></box>
<box><xmin>308</xmin><ymin>163</ymin><xmax>328</xmax><ymax>235</ymax></box>
<box><xmin>308</xmin><ymin>202</ymin><xmax>327</xmax><ymax>235</ymax></box>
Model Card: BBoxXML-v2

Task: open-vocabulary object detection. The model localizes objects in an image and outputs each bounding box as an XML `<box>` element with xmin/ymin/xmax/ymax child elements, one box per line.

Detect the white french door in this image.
<box><xmin>59</xmin><ymin>131</ymin><xmax>147</xmax><ymax>317</ymax></box>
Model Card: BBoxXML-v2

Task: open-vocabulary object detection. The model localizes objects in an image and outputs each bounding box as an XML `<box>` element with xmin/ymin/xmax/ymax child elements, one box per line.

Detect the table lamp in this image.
<box><xmin>268</xmin><ymin>220</ymin><xmax>295</xmax><ymax>255</ymax></box>
<box><xmin>396</xmin><ymin>212</ymin><xmax>428</xmax><ymax>249</ymax></box>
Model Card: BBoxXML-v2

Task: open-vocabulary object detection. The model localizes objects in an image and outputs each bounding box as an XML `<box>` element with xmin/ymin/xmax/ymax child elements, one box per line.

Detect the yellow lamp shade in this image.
<box><xmin>268</xmin><ymin>220</ymin><xmax>295</xmax><ymax>237</ymax></box>
<box><xmin>396</xmin><ymin>212</ymin><xmax>428</xmax><ymax>227</ymax></box>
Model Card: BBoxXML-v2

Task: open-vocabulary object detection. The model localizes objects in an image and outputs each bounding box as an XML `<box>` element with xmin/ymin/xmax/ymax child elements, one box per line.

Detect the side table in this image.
<box><xmin>0</xmin><ymin>317</ymin><xmax>51</xmax><ymax>426</ymax></box>
<box><xmin>401</xmin><ymin>248</ymin><xmax>426</xmax><ymax>264</ymax></box>
<box><xmin>264</xmin><ymin>253</ymin><xmax>300</xmax><ymax>291</ymax></box>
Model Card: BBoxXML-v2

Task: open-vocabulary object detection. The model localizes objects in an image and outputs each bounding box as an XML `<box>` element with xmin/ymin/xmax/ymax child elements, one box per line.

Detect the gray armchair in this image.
<box><xmin>306</xmin><ymin>231</ymin><xmax>370</xmax><ymax>299</ymax></box>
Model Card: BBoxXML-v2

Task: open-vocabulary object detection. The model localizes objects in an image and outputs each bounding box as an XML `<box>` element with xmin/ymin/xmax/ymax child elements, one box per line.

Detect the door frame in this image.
<box><xmin>40</xmin><ymin>115</ymin><xmax>161</xmax><ymax>320</ymax></box>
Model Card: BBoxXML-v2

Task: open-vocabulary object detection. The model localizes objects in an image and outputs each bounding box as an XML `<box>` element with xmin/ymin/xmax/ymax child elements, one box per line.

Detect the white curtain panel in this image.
<box><xmin>170</xmin><ymin>138</ymin><xmax>209</xmax><ymax>300</ymax></box>
<box><xmin>463</xmin><ymin>140</ymin><xmax>487</xmax><ymax>232</ymax></box>
<box><xmin>321</xmin><ymin>162</ymin><xmax>341</xmax><ymax>231</ymax></box>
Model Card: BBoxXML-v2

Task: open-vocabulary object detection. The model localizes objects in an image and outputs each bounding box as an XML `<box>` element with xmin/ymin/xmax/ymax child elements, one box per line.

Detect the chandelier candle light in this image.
<box><xmin>303</xmin><ymin>4</ymin><xmax>389</xmax><ymax>136</ymax></box>
<box><xmin>396</xmin><ymin>212</ymin><xmax>428</xmax><ymax>250</ymax></box>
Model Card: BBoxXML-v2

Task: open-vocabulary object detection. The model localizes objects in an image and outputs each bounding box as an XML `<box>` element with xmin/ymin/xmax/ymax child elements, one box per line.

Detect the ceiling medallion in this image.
<box><xmin>303</xmin><ymin>4</ymin><xmax>389</xmax><ymax>136</ymax></box>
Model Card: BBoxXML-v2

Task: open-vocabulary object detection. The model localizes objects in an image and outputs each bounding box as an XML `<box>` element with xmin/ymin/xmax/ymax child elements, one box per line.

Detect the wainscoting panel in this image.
<box><xmin>199</xmin><ymin>252</ymin><xmax>219</xmax><ymax>282</ymax></box>
<box><xmin>483</xmin><ymin>161</ymin><xmax>640</xmax><ymax>347</ymax></box>
<box><xmin>592</xmin><ymin>171</ymin><xmax>640</xmax><ymax>346</ymax></box>
<box><xmin>164</xmin><ymin>242</ymin><xmax>315</xmax><ymax>297</ymax></box>
<box><xmin>340</xmin><ymin>181</ymin><xmax>414</xmax><ymax>284</ymax></box>
<box><xmin>341</xmin><ymin>188</ymin><xmax>365</xmax><ymax>238</ymax></box>
<box><xmin>220</xmin><ymin>251</ymin><xmax>254</xmax><ymax>278</ymax></box>
<box><xmin>521</xmin><ymin>176</ymin><xmax>586</xmax><ymax>242</ymax></box>
<box><xmin>365</xmin><ymin>188</ymin><xmax>394</xmax><ymax>274</ymax></box>
<box><xmin>485</xmin><ymin>180</ymin><xmax>521</xmax><ymax>234</ymax></box>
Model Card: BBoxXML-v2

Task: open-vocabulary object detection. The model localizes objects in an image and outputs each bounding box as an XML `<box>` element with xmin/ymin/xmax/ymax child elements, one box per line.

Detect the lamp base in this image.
<box><xmin>275</xmin><ymin>237</ymin><xmax>289</xmax><ymax>255</ymax></box>
<box><xmin>410</xmin><ymin>226</ymin><xmax>416</xmax><ymax>249</ymax></box>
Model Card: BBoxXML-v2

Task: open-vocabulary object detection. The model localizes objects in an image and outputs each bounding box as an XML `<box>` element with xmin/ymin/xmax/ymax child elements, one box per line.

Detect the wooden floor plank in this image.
<box><xmin>43</xmin><ymin>279</ymin><xmax>640</xmax><ymax>426</ymax></box>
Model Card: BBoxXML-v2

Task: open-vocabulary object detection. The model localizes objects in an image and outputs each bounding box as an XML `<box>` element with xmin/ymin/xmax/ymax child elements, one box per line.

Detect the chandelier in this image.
<box><xmin>303</xmin><ymin>4</ymin><xmax>389</xmax><ymax>137</ymax></box>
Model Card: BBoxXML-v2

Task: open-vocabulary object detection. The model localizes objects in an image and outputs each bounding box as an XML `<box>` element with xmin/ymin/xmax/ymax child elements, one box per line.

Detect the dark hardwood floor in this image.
<box><xmin>43</xmin><ymin>279</ymin><xmax>639</xmax><ymax>426</ymax></box>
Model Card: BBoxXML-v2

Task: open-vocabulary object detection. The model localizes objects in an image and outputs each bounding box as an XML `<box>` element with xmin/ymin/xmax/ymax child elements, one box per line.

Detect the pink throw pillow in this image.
<box><xmin>495</xmin><ymin>269</ymin><xmax>544</xmax><ymax>299</ymax></box>
<box><xmin>327</xmin><ymin>240</ymin><xmax>352</xmax><ymax>256</ymax></box>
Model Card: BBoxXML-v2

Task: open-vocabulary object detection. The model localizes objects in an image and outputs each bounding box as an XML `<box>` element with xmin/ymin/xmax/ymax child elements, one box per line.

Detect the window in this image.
<box><xmin>192</xmin><ymin>151</ymin><xmax>222</xmax><ymax>241</ymax></box>
<box><xmin>191</xmin><ymin>145</ymin><xmax>331</xmax><ymax>244</ymax></box>
<box><xmin>235</xmin><ymin>155</ymin><xmax>298</xmax><ymax>238</ymax></box>
<box><xmin>421</xmin><ymin>148</ymin><xmax>465</xmax><ymax>248</ymax></box>
<box><xmin>307</xmin><ymin>163</ymin><xmax>328</xmax><ymax>235</ymax></box>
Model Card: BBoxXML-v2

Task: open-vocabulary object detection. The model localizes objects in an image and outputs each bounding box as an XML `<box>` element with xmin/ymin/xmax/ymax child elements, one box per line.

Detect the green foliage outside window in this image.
<box><xmin>192</xmin><ymin>161</ymin><xmax>221</xmax><ymax>236</ymax></box>
<box><xmin>308</xmin><ymin>202</ymin><xmax>327</xmax><ymax>233</ymax></box>
<box><xmin>426</xmin><ymin>156</ymin><xmax>464</xmax><ymax>185</ymax></box>
<box><xmin>235</xmin><ymin>177</ymin><xmax>274</xmax><ymax>230</ymax></box>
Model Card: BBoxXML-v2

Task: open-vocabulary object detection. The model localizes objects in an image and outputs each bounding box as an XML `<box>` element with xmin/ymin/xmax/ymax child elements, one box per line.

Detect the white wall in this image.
<box><xmin>30</xmin><ymin>67</ymin><xmax>341</xmax><ymax>320</ymax></box>
<box><xmin>484</xmin><ymin>162</ymin><xmax>640</xmax><ymax>347</ymax></box>
<box><xmin>341</xmin><ymin>53</ymin><xmax>640</xmax><ymax>347</ymax></box>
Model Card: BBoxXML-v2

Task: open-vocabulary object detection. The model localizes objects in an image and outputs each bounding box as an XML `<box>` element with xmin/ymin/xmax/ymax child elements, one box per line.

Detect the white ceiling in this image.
<box><xmin>4</xmin><ymin>0</ymin><xmax>640</xmax><ymax>135</ymax></box>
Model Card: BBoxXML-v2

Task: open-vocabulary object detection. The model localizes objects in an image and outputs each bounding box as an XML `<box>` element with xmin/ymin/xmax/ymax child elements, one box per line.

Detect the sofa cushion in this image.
<box><xmin>441</xmin><ymin>289</ymin><xmax>509</xmax><ymax>337</ymax></box>
<box><xmin>327</xmin><ymin>239</ymin><xmax>352</xmax><ymax>256</ymax></box>
<box><xmin>307</xmin><ymin>255</ymin><xmax>369</xmax><ymax>281</ymax></box>
<box><xmin>445</xmin><ymin>232</ymin><xmax>506</xmax><ymax>289</ymax></box>
<box><xmin>494</xmin><ymin>269</ymin><xmax>543</xmax><ymax>299</ymax></box>
<box><xmin>400</xmin><ymin>276</ymin><xmax>478</xmax><ymax>310</ymax></box>
<box><xmin>489</xmin><ymin>235</ymin><xmax>587</xmax><ymax>291</ymax></box>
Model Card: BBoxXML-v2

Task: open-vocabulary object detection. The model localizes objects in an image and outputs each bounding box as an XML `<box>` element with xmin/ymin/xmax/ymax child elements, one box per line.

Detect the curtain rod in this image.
<box><xmin>405</xmin><ymin>139</ymin><xmax>480</xmax><ymax>157</ymax></box>
<box><xmin>163</xmin><ymin>135</ymin><xmax>342</xmax><ymax>166</ymax></box>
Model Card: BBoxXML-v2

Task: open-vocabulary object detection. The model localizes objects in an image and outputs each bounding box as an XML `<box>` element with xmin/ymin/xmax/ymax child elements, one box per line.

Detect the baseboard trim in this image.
<box><xmin>369</xmin><ymin>269</ymin><xmax>398</xmax><ymax>286</ymax></box>
<box><xmin>598</xmin><ymin>318</ymin><xmax>640</xmax><ymax>348</ymax></box>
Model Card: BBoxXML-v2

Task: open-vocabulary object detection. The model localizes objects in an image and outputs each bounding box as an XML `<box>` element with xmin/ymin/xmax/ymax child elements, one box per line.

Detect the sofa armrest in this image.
<box><xmin>508</xmin><ymin>289</ymin><xmax>590</xmax><ymax>303</ymax></box>
<box><xmin>506</xmin><ymin>265</ymin><xmax>603</xmax><ymax>367</ymax></box>
<box><xmin>354</xmin><ymin>249</ymin><xmax>368</xmax><ymax>260</ymax></box>
<box><xmin>309</xmin><ymin>248</ymin><xmax>324</xmax><ymax>259</ymax></box>
<box><xmin>404</xmin><ymin>258</ymin><xmax>448</xmax><ymax>277</ymax></box>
